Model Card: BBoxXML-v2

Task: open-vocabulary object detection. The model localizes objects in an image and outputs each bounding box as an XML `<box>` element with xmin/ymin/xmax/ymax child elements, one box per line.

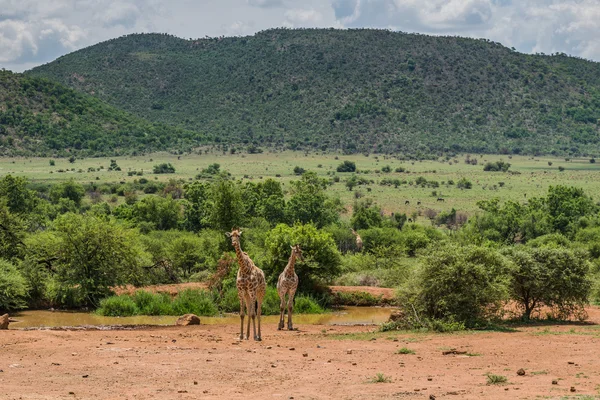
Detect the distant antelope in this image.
<box><xmin>437</xmin><ymin>198</ymin><xmax>445</xmax><ymax>202</ymax></box>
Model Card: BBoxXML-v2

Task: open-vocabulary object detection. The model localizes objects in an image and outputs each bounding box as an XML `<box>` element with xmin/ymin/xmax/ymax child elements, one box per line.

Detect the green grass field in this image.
<box><xmin>2</xmin><ymin>151</ymin><xmax>599</xmax><ymax>216</ymax></box>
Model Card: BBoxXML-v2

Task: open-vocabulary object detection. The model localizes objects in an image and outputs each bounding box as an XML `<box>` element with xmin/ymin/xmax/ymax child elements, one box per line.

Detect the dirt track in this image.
<box><xmin>3</xmin><ymin>308</ymin><xmax>600</xmax><ymax>400</ymax></box>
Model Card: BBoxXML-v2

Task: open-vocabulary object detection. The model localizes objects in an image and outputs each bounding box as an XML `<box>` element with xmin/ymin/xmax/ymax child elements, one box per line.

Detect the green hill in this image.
<box><xmin>0</xmin><ymin>70</ymin><xmax>205</xmax><ymax>156</ymax></box>
<box><xmin>28</xmin><ymin>29</ymin><xmax>600</xmax><ymax>156</ymax></box>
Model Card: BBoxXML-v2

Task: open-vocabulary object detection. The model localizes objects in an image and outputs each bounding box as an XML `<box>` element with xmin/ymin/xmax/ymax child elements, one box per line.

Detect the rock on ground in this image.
<box><xmin>0</xmin><ymin>314</ymin><xmax>9</xmax><ymax>330</ymax></box>
<box><xmin>176</xmin><ymin>314</ymin><xmax>200</xmax><ymax>326</ymax></box>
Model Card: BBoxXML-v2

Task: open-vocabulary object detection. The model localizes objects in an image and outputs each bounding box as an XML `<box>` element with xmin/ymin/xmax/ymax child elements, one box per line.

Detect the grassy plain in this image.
<box><xmin>1</xmin><ymin>151</ymin><xmax>599</xmax><ymax>216</ymax></box>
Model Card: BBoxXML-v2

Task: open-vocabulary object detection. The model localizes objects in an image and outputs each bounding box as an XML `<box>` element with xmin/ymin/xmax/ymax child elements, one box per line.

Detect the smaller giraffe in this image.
<box><xmin>277</xmin><ymin>245</ymin><xmax>303</xmax><ymax>331</ymax></box>
<box><xmin>351</xmin><ymin>229</ymin><xmax>363</xmax><ymax>252</ymax></box>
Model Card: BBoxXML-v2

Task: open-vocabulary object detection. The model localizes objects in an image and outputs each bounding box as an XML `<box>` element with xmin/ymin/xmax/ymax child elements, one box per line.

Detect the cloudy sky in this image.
<box><xmin>1</xmin><ymin>0</ymin><xmax>600</xmax><ymax>72</ymax></box>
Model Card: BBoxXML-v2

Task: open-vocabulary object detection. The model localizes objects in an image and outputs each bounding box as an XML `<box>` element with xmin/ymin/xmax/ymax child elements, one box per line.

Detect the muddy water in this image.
<box><xmin>10</xmin><ymin>306</ymin><xmax>393</xmax><ymax>329</ymax></box>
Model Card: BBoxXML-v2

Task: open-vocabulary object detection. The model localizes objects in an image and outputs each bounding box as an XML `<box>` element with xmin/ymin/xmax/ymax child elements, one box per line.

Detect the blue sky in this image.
<box><xmin>1</xmin><ymin>0</ymin><xmax>599</xmax><ymax>72</ymax></box>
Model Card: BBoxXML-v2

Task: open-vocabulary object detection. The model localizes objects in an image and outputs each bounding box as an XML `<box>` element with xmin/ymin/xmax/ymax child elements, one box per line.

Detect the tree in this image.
<box><xmin>351</xmin><ymin>198</ymin><xmax>383</xmax><ymax>230</ymax></box>
<box><xmin>545</xmin><ymin>185</ymin><xmax>596</xmax><ymax>235</ymax></box>
<box><xmin>503</xmin><ymin>246</ymin><xmax>591</xmax><ymax>320</ymax></box>
<box><xmin>0</xmin><ymin>260</ymin><xmax>28</xmax><ymax>311</ymax></box>
<box><xmin>0</xmin><ymin>203</ymin><xmax>26</xmax><ymax>261</ymax></box>
<box><xmin>133</xmin><ymin>195</ymin><xmax>182</xmax><ymax>230</ymax></box>
<box><xmin>49</xmin><ymin>179</ymin><xmax>85</xmax><ymax>207</ymax></box>
<box><xmin>50</xmin><ymin>213</ymin><xmax>151</xmax><ymax>306</ymax></box>
<box><xmin>400</xmin><ymin>244</ymin><xmax>510</xmax><ymax>328</ymax></box>
<box><xmin>209</xmin><ymin>178</ymin><xmax>244</xmax><ymax>231</ymax></box>
<box><xmin>264</xmin><ymin>223</ymin><xmax>341</xmax><ymax>291</ymax></box>
<box><xmin>0</xmin><ymin>175</ymin><xmax>37</xmax><ymax>214</ymax></box>
<box><xmin>183</xmin><ymin>181</ymin><xmax>210</xmax><ymax>231</ymax></box>
<box><xmin>286</xmin><ymin>172</ymin><xmax>340</xmax><ymax>228</ymax></box>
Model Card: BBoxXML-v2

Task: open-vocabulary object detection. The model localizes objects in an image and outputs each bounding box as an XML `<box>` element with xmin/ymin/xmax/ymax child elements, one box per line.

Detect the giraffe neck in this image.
<box><xmin>284</xmin><ymin>254</ymin><xmax>297</xmax><ymax>277</ymax></box>
<box><xmin>232</xmin><ymin>239</ymin><xmax>252</xmax><ymax>275</ymax></box>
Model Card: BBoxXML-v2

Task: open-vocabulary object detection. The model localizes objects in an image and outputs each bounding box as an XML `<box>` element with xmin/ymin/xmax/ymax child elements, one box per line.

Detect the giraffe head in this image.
<box><xmin>291</xmin><ymin>244</ymin><xmax>304</xmax><ymax>262</ymax></box>
<box><xmin>226</xmin><ymin>228</ymin><xmax>242</xmax><ymax>245</ymax></box>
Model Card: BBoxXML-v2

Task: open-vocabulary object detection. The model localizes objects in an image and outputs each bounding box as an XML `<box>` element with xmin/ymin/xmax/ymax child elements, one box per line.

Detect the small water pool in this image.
<box><xmin>10</xmin><ymin>306</ymin><xmax>393</xmax><ymax>329</ymax></box>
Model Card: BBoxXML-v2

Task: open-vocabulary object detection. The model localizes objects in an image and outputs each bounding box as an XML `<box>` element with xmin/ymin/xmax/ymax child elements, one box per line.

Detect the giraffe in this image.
<box><xmin>277</xmin><ymin>244</ymin><xmax>303</xmax><ymax>331</ymax></box>
<box><xmin>226</xmin><ymin>229</ymin><xmax>266</xmax><ymax>341</ymax></box>
<box><xmin>351</xmin><ymin>229</ymin><xmax>363</xmax><ymax>252</ymax></box>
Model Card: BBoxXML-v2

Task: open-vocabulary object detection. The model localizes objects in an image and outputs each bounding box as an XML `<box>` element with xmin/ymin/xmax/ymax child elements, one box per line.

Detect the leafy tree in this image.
<box><xmin>264</xmin><ymin>223</ymin><xmax>341</xmax><ymax>291</ymax></box>
<box><xmin>132</xmin><ymin>195</ymin><xmax>182</xmax><ymax>230</ymax></box>
<box><xmin>286</xmin><ymin>172</ymin><xmax>341</xmax><ymax>228</ymax></box>
<box><xmin>209</xmin><ymin>178</ymin><xmax>244</xmax><ymax>231</ymax></box>
<box><xmin>351</xmin><ymin>198</ymin><xmax>383</xmax><ymax>230</ymax></box>
<box><xmin>183</xmin><ymin>181</ymin><xmax>210</xmax><ymax>231</ymax></box>
<box><xmin>50</xmin><ymin>213</ymin><xmax>151</xmax><ymax>306</ymax></box>
<box><xmin>49</xmin><ymin>179</ymin><xmax>85</xmax><ymax>207</ymax></box>
<box><xmin>545</xmin><ymin>185</ymin><xmax>596</xmax><ymax>235</ymax></box>
<box><xmin>0</xmin><ymin>175</ymin><xmax>37</xmax><ymax>214</ymax></box>
<box><xmin>0</xmin><ymin>260</ymin><xmax>28</xmax><ymax>311</ymax></box>
<box><xmin>0</xmin><ymin>203</ymin><xmax>26</xmax><ymax>260</ymax></box>
<box><xmin>503</xmin><ymin>246</ymin><xmax>592</xmax><ymax>320</ymax></box>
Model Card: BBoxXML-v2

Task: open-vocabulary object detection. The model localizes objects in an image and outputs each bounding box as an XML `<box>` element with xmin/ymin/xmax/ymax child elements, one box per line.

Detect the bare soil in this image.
<box><xmin>3</xmin><ymin>307</ymin><xmax>600</xmax><ymax>399</ymax></box>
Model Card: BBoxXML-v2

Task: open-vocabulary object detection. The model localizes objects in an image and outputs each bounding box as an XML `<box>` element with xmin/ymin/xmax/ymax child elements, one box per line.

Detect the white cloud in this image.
<box><xmin>284</xmin><ymin>8</ymin><xmax>323</xmax><ymax>25</ymax></box>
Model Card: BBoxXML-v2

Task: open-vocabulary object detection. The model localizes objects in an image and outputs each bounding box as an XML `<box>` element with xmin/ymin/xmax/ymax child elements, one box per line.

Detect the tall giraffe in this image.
<box><xmin>277</xmin><ymin>244</ymin><xmax>303</xmax><ymax>330</ymax></box>
<box><xmin>351</xmin><ymin>229</ymin><xmax>363</xmax><ymax>252</ymax></box>
<box><xmin>226</xmin><ymin>229</ymin><xmax>266</xmax><ymax>341</ymax></box>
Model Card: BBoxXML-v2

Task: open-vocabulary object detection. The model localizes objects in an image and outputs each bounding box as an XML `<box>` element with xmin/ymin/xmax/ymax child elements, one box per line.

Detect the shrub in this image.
<box><xmin>456</xmin><ymin>177</ymin><xmax>472</xmax><ymax>189</ymax></box>
<box><xmin>396</xmin><ymin>347</ymin><xmax>415</xmax><ymax>354</ymax></box>
<box><xmin>0</xmin><ymin>260</ymin><xmax>28</xmax><ymax>311</ymax></box>
<box><xmin>131</xmin><ymin>290</ymin><xmax>172</xmax><ymax>315</ymax></box>
<box><xmin>397</xmin><ymin>244</ymin><xmax>510</xmax><ymax>328</ymax></box>
<box><xmin>97</xmin><ymin>295</ymin><xmax>138</xmax><ymax>316</ymax></box>
<box><xmin>293</xmin><ymin>166</ymin><xmax>306</xmax><ymax>175</ymax></box>
<box><xmin>336</xmin><ymin>160</ymin><xmax>356</xmax><ymax>172</ymax></box>
<box><xmin>153</xmin><ymin>163</ymin><xmax>176</xmax><ymax>174</ymax></box>
<box><xmin>172</xmin><ymin>289</ymin><xmax>218</xmax><ymax>316</ymax></box>
<box><xmin>294</xmin><ymin>295</ymin><xmax>325</xmax><ymax>314</ymax></box>
<box><xmin>483</xmin><ymin>161</ymin><xmax>511</xmax><ymax>172</ymax></box>
<box><xmin>486</xmin><ymin>374</ymin><xmax>507</xmax><ymax>385</ymax></box>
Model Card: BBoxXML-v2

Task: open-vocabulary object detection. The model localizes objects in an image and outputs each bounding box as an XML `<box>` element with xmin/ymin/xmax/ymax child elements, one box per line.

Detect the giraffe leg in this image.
<box><xmin>287</xmin><ymin>289</ymin><xmax>296</xmax><ymax>330</ymax></box>
<box><xmin>244</xmin><ymin>293</ymin><xmax>253</xmax><ymax>340</ymax></box>
<box><xmin>238</xmin><ymin>291</ymin><xmax>246</xmax><ymax>340</ymax></box>
<box><xmin>278</xmin><ymin>290</ymin><xmax>286</xmax><ymax>331</ymax></box>
<box><xmin>256</xmin><ymin>296</ymin><xmax>263</xmax><ymax>341</ymax></box>
<box><xmin>248</xmin><ymin>294</ymin><xmax>257</xmax><ymax>341</ymax></box>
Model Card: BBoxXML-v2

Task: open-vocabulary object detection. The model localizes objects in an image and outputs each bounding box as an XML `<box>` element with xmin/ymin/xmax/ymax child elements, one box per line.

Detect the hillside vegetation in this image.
<box><xmin>0</xmin><ymin>70</ymin><xmax>205</xmax><ymax>156</ymax></box>
<box><xmin>29</xmin><ymin>28</ymin><xmax>600</xmax><ymax>156</ymax></box>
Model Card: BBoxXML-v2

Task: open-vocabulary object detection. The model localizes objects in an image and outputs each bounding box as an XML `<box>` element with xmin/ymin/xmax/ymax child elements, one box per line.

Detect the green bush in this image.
<box><xmin>171</xmin><ymin>289</ymin><xmax>218</xmax><ymax>316</ymax></box>
<box><xmin>397</xmin><ymin>244</ymin><xmax>510</xmax><ymax>328</ymax></box>
<box><xmin>131</xmin><ymin>290</ymin><xmax>172</xmax><ymax>315</ymax></box>
<box><xmin>0</xmin><ymin>260</ymin><xmax>28</xmax><ymax>311</ymax></box>
<box><xmin>97</xmin><ymin>295</ymin><xmax>138</xmax><ymax>316</ymax></box>
<box><xmin>294</xmin><ymin>295</ymin><xmax>325</xmax><ymax>314</ymax></box>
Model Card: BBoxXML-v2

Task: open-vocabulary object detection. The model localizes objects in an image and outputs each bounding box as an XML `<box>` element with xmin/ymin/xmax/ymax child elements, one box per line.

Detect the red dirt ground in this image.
<box><xmin>3</xmin><ymin>307</ymin><xmax>600</xmax><ymax>399</ymax></box>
